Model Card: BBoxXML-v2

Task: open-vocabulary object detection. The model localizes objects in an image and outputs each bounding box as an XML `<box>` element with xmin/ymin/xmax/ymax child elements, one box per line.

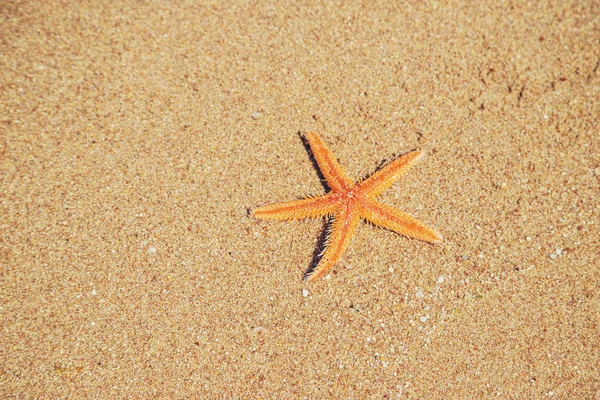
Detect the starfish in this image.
<box><xmin>254</xmin><ymin>131</ymin><xmax>442</xmax><ymax>282</ymax></box>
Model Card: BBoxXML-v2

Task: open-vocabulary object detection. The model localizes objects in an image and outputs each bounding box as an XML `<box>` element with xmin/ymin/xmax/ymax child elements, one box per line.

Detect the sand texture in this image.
<box><xmin>2</xmin><ymin>0</ymin><xmax>599</xmax><ymax>398</ymax></box>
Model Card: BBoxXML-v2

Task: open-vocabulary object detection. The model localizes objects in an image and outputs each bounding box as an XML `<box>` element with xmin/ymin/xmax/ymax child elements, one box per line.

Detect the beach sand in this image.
<box><xmin>2</xmin><ymin>0</ymin><xmax>599</xmax><ymax>397</ymax></box>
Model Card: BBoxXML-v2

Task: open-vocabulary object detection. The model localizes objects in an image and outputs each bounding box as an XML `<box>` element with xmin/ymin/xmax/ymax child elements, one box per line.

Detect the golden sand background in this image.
<box><xmin>2</xmin><ymin>0</ymin><xmax>599</xmax><ymax>397</ymax></box>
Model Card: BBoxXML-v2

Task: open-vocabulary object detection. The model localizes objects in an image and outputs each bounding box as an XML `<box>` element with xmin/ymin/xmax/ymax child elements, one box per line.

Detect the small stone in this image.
<box><xmin>251</xmin><ymin>111</ymin><xmax>261</xmax><ymax>120</ymax></box>
<box><xmin>437</xmin><ymin>276</ymin><xmax>444</xmax><ymax>284</ymax></box>
<box><xmin>302</xmin><ymin>289</ymin><xmax>309</xmax><ymax>297</ymax></box>
<box><xmin>549</xmin><ymin>253</ymin><xmax>557</xmax><ymax>260</ymax></box>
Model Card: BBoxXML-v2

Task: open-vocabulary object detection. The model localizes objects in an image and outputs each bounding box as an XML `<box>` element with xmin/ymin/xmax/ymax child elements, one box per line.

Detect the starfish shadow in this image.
<box><xmin>298</xmin><ymin>131</ymin><xmax>331</xmax><ymax>192</ymax></box>
<box><xmin>303</xmin><ymin>218</ymin><xmax>332</xmax><ymax>280</ymax></box>
<box><xmin>297</xmin><ymin>132</ymin><xmax>335</xmax><ymax>279</ymax></box>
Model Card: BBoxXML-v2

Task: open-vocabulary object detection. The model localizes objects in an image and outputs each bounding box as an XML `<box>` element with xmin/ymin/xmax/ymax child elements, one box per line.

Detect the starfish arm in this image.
<box><xmin>358</xmin><ymin>151</ymin><xmax>423</xmax><ymax>198</ymax></box>
<box><xmin>253</xmin><ymin>194</ymin><xmax>338</xmax><ymax>220</ymax></box>
<box><xmin>305</xmin><ymin>131</ymin><xmax>353</xmax><ymax>192</ymax></box>
<box><xmin>305</xmin><ymin>205</ymin><xmax>361</xmax><ymax>282</ymax></box>
<box><xmin>361</xmin><ymin>200</ymin><xmax>442</xmax><ymax>243</ymax></box>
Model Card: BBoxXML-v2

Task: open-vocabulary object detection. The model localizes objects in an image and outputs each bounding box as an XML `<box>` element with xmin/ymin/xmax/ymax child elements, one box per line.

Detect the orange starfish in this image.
<box><xmin>254</xmin><ymin>131</ymin><xmax>442</xmax><ymax>281</ymax></box>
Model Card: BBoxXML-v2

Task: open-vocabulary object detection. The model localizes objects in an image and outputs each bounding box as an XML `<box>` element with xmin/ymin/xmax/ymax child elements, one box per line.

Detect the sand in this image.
<box><xmin>2</xmin><ymin>0</ymin><xmax>599</xmax><ymax>398</ymax></box>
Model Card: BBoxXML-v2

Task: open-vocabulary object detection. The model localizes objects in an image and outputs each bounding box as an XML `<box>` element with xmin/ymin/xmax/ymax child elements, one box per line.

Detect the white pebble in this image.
<box><xmin>437</xmin><ymin>276</ymin><xmax>444</xmax><ymax>284</ymax></box>
<box><xmin>302</xmin><ymin>289</ymin><xmax>309</xmax><ymax>297</ymax></box>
